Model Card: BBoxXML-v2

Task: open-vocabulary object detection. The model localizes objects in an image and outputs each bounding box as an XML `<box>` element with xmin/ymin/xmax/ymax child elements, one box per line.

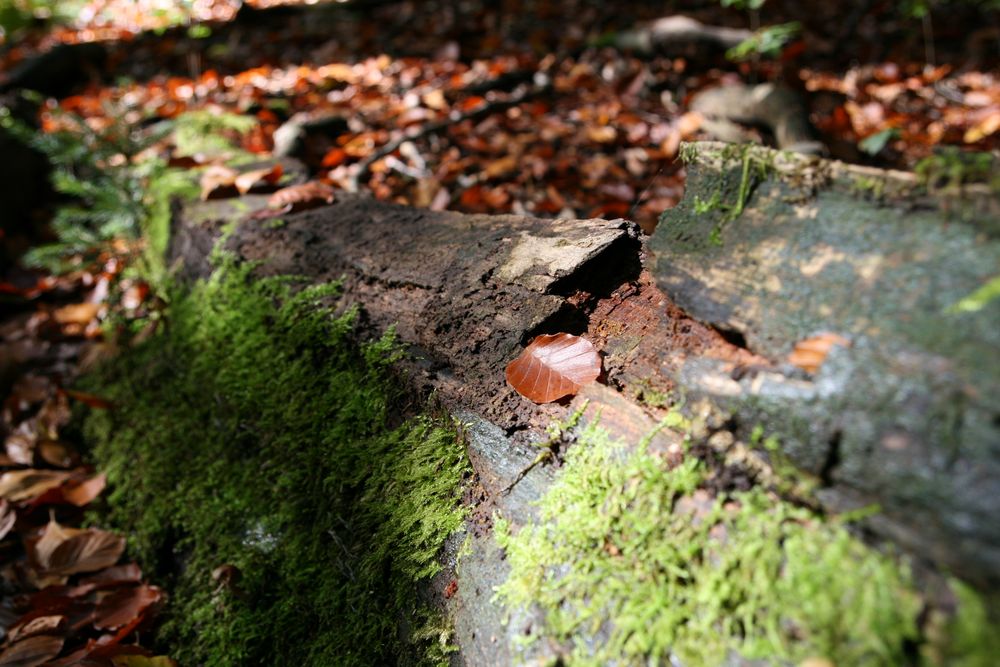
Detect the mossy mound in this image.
<box><xmin>80</xmin><ymin>260</ymin><xmax>470</xmax><ymax>666</ymax></box>
<box><xmin>494</xmin><ymin>418</ymin><xmax>997</xmax><ymax>666</ymax></box>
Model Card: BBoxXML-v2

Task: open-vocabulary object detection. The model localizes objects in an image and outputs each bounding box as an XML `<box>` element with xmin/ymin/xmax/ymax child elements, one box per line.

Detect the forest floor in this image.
<box><xmin>0</xmin><ymin>0</ymin><xmax>998</xmax><ymax>664</ymax></box>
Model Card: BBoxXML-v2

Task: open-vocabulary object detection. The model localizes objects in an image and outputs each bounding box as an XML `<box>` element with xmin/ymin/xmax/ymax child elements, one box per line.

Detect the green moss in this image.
<box><xmin>494</xmin><ymin>420</ymin><xmax>928</xmax><ymax>665</ymax></box>
<box><xmin>172</xmin><ymin>110</ymin><xmax>257</xmax><ymax>158</ymax></box>
<box><xmin>143</xmin><ymin>167</ymin><xmax>200</xmax><ymax>281</ymax></box>
<box><xmin>80</xmin><ymin>259</ymin><xmax>469</xmax><ymax>665</ymax></box>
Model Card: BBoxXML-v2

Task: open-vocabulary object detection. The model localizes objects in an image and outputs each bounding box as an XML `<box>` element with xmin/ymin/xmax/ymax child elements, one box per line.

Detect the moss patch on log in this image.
<box><xmin>494</xmin><ymin>418</ymin><xmax>995</xmax><ymax>665</ymax></box>
<box><xmin>79</xmin><ymin>259</ymin><xmax>470</xmax><ymax>666</ymax></box>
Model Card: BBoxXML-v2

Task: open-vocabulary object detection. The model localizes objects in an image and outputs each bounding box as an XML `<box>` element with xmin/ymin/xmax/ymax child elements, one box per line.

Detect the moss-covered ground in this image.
<box><xmin>494</xmin><ymin>417</ymin><xmax>998</xmax><ymax>666</ymax></box>
<box><xmin>79</xmin><ymin>259</ymin><xmax>470</xmax><ymax>666</ymax></box>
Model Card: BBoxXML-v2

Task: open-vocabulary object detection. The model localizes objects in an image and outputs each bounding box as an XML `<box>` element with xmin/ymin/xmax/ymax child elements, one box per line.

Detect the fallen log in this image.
<box><xmin>165</xmin><ymin>142</ymin><xmax>1000</xmax><ymax>661</ymax></box>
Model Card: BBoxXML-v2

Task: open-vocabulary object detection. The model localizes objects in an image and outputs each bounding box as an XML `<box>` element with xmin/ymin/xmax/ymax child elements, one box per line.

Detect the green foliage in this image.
<box><xmin>80</xmin><ymin>261</ymin><xmax>469</xmax><ymax>665</ymax></box>
<box><xmin>859</xmin><ymin>128</ymin><xmax>901</xmax><ymax>156</ymax></box>
<box><xmin>720</xmin><ymin>0</ymin><xmax>767</xmax><ymax>10</ymax></box>
<box><xmin>0</xmin><ymin>98</ymin><xmax>185</xmax><ymax>272</ymax></box>
<box><xmin>925</xmin><ymin>580</ymin><xmax>1000</xmax><ymax>666</ymax></box>
<box><xmin>0</xmin><ymin>0</ymin><xmax>82</xmax><ymax>42</ymax></box>
<box><xmin>726</xmin><ymin>22</ymin><xmax>801</xmax><ymax>61</ymax></box>
<box><xmin>495</xmin><ymin>420</ymin><xmax>929</xmax><ymax>665</ymax></box>
<box><xmin>172</xmin><ymin>109</ymin><xmax>256</xmax><ymax>158</ymax></box>
<box><xmin>946</xmin><ymin>274</ymin><xmax>1000</xmax><ymax>314</ymax></box>
<box><xmin>900</xmin><ymin>0</ymin><xmax>1000</xmax><ymax>18</ymax></box>
<box><xmin>915</xmin><ymin>147</ymin><xmax>997</xmax><ymax>191</ymax></box>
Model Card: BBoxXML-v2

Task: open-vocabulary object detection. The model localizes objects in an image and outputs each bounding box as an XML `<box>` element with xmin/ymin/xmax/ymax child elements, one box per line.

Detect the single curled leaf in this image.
<box><xmin>506</xmin><ymin>333</ymin><xmax>601</xmax><ymax>403</ymax></box>
<box><xmin>267</xmin><ymin>181</ymin><xmax>335</xmax><ymax>212</ymax></box>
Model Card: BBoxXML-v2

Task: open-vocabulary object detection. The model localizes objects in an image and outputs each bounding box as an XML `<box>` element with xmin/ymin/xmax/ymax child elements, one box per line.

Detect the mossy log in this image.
<box><xmin>167</xmin><ymin>146</ymin><xmax>1000</xmax><ymax>661</ymax></box>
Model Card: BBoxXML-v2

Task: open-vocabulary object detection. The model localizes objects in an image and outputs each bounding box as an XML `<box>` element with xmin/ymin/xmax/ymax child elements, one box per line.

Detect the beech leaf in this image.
<box><xmin>0</xmin><ymin>634</ymin><xmax>65</xmax><ymax>667</ymax></box>
<box><xmin>30</xmin><ymin>517</ymin><xmax>125</xmax><ymax>577</ymax></box>
<box><xmin>93</xmin><ymin>585</ymin><xmax>163</xmax><ymax>631</ymax></box>
<box><xmin>788</xmin><ymin>332</ymin><xmax>851</xmax><ymax>374</ymax></box>
<box><xmin>506</xmin><ymin>333</ymin><xmax>601</xmax><ymax>403</ymax></box>
<box><xmin>267</xmin><ymin>181</ymin><xmax>335</xmax><ymax>212</ymax></box>
<box><xmin>0</xmin><ymin>470</ymin><xmax>72</xmax><ymax>502</ymax></box>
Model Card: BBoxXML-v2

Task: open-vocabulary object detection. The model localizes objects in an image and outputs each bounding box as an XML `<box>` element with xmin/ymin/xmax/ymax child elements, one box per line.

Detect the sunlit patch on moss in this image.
<box><xmin>494</xmin><ymin>420</ymin><xmax>928</xmax><ymax>665</ymax></box>
<box><xmin>80</xmin><ymin>259</ymin><xmax>469</xmax><ymax>665</ymax></box>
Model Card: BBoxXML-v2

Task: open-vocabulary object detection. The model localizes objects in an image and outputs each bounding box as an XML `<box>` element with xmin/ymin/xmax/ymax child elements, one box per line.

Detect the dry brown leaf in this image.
<box><xmin>788</xmin><ymin>332</ymin><xmax>851</xmax><ymax>373</ymax></box>
<box><xmin>8</xmin><ymin>615</ymin><xmax>67</xmax><ymax>643</ymax></box>
<box><xmin>234</xmin><ymin>164</ymin><xmax>283</xmax><ymax>195</ymax></box>
<box><xmin>5</xmin><ymin>430</ymin><xmax>35</xmax><ymax>466</ymax></box>
<box><xmin>52</xmin><ymin>303</ymin><xmax>100</xmax><ymax>326</ymax></box>
<box><xmin>485</xmin><ymin>155</ymin><xmax>518</xmax><ymax>179</ymax></box>
<box><xmin>79</xmin><ymin>563</ymin><xmax>143</xmax><ymax>589</ymax></box>
<box><xmin>93</xmin><ymin>585</ymin><xmax>163</xmax><ymax>631</ymax></box>
<box><xmin>61</xmin><ymin>474</ymin><xmax>107</xmax><ymax>507</ymax></box>
<box><xmin>31</xmin><ymin>517</ymin><xmax>125</xmax><ymax>576</ymax></box>
<box><xmin>677</xmin><ymin>111</ymin><xmax>704</xmax><ymax>138</ymax></box>
<box><xmin>964</xmin><ymin>110</ymin><xmax>1000</xmax><ymax>143</ymax></box>
<box><xmin>37</xmin><ymin>440</ymin><xmax>81</xmax><ymax>469</ymax></box>
<box><xmin>63</xmin><ymin>389</ymin><xmax>113</xmax><ymax>410</ymax></box>
<box><xmin>199</xmin><ymin>165</ymin><xmax>239</xmax><ymax>200</ymax></box>
<box><xmin>422</xmin><ymin>89</ymin><xmax>447</xmax><ymax>111</ymax></box>
<box><xmin>0</xmin><ymin>470</ymin><xmax>71</xmax><ymax>502</ymax></box>
<box><xmin>506</xmin><ymin>333</ymin><xmax>602</xmax><ymax>403</ymax></box>
<box><xmin>0</xmin><ymin>634</ymin><xmax>65</xmax><ymax>667</ymax></box>
<box><xmin>587</xmin><ymin>126</ymin><xmax>617</xmax><ymax>143</ymax></box>
<box><xmin>0</xmin><ymin>499</ymin><xmax>16</xmax><ymax>541</ymax></box>
<box><xmin>267</xmin><ymin>181</ymin><xmax>335</xmax><ymax>212</ymax></box>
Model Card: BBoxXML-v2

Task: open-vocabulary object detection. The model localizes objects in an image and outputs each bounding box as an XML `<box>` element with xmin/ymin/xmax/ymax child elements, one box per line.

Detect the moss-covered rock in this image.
<box><xmin>80</xmin><ymin>259</ymin><xmax>470</xmax><ymax>665</ymax></box>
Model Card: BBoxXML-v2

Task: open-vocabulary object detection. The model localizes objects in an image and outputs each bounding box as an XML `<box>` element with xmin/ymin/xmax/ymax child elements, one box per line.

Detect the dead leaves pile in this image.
<box><xmin>0</xmin><ymin>268</ymin><xmax>172</xmax><ymax>666</ymax></box>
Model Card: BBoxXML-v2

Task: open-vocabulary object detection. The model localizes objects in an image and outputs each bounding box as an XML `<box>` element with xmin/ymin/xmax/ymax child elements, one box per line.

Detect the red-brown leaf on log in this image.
<box><xmin>267</xmin><ymin>181</ymin><xmax>335</xmax><ymax>212</ymax></box>
<box><xmin>505</xmin><ymin>333</ymin><xmax>602</xmax><ymax>403</ymax></box>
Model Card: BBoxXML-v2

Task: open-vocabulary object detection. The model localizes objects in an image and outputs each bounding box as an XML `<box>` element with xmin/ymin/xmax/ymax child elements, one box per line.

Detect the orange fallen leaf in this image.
<box><xmin>506</xmin><ymin>333</ymin><xmax>602</xmax><ymax>403</ymax></box>
<box><xmin>587</xmin><ymin>126</ymin><xmax>617</xmax><ymax>143</ymax></box>
<box><xmin>267</xmin><ymin>181</ymin><xmax>335</xmax><ymax>212</ymax></box>
<box><xmin>61</xmin><ymin>473</ymin><xmax>107</xmax><ymax>507</ymax></box>
<box><xmin>964</xmin><ymin>110</ymin><xmax>1000</xmax><ymax>143</ymax></box>
<box><xmin>788</xmin><ymin>332</ymin><xmax>851</xmax><ymax>373</ymax></box>
<box><xmin>321</xmin><ymin>147</ymin><xmax>348</xmax><ymax>168</ymax></box>
<box><xmin>52</xmin><ymin>303</ymin><xmax>100</xmax><ymax>326</ymax></box>
<box><xmin>199</xmin><ymin>165</ymin><xmax>239</xmax><ymax>201</ymax></box>
<box><xmin>234</xmin><ymin>164</ymin><xmax>283</xmax><ymax>195</ymax></box>
<box><xmin>485</xmin><ymin>155</ymin><xmax>518</xmax><ymax>179</ymax></box>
